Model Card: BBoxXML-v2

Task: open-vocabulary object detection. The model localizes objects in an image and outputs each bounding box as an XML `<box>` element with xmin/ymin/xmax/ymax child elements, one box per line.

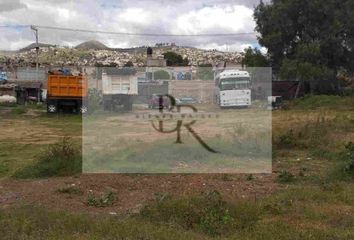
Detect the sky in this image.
<box><xmin>0</xmin><ymin>0</ymin><xmax>268</xmax><ymax>52</ymax></box>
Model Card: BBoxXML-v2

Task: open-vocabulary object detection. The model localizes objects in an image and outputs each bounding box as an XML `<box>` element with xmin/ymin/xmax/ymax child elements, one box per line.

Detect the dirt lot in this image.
<box><xmin>0</xmin><ymin>104</ymin><xmax>276</xmax><ymax>214</ymax></box>
<box><xmin>0</xmin><ymin>96</ymin><xmax>353</xmax><ymax>239</ymax></box>
<box><xmin>0</xmin><ymin>173</ymin><xmax>277</xmax><ymax>215</ymax></box>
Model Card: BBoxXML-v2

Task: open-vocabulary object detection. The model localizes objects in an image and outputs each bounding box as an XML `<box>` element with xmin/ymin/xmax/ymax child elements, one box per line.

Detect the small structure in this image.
<box><xmin>9</xmin><ymin>81</ymin><xmax>42</xmax><ymax>104</ymax></box>
<box><xmin>272</xmin><ymin>81</ymin><xmax>304</xmax><ymax>99</ymax></box>
<box><xmin>0</xmin><ymin>83</ymin><xmax>16</xmax><ymax>97</ymax></box>
<box><xmin>146</xmin><ymin>47</ymin><xmax>167</xmax><ymax>82</ymax></box>
<box><xmin>16</xmin><ymin>67</ymin><xmax>47</xmax><ymax>81</ymax></box>
<box><xmin>146</xmin><ymin>47</ymin><xmax>167</xmax><ymax>67</ymax></box>
<box><xmin>102</xmin><ymin>68</ymin><xmax>138</xmax><ymax>111</ymax></box>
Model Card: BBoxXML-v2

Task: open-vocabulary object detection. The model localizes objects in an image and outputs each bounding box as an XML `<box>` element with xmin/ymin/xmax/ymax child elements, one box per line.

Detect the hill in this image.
<box><xmin>19</xmin><ymin>43</ymin><xmax>54</xmax><ymax>52</ymax></box>
<box><xmin>75</xmin><ymin>40</ymin><xmax>108</xmax><ymax>50</ymax></box>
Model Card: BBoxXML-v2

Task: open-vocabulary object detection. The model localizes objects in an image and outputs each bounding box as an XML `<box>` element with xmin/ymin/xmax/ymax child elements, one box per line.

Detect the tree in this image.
<box><xmin>154</xmin><ymin>70</ymin><xmax>170</xmax><ymax>80</ymax></box>
<box><xmin>242</xmin><ymin>47</ymin><xmax>269</xmax><ymax>67</ymax></box>
<box><xmin>124</xmin><ymin>61</ymin><xmax>134</xmax><ymax>67</ymax></box>
<box><xmin>254</xmin><ymin>0</ymin><xmax>354</xmax><ymax>93</ymax></box>
<box><xmin>163</xmin><ymin>51</ymin><xmax>189</xmax><ymax>66</ymax></box>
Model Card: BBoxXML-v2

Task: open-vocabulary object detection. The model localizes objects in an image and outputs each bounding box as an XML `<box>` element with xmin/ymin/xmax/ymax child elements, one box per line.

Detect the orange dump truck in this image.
<box><xmin>47</xmin><ymin>73</ymin><xmax>88</xmax><ymax>113</ymax></box>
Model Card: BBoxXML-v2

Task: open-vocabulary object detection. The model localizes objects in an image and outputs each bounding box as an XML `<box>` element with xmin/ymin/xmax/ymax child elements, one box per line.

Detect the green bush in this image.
<box><xmin>154</xmin><ymin>70</ymin><xmax>170</xmax><ymax>80</ymax></box>
<box><xmin>57</xmin><ymin>185</ymin><xmax>83</xmax><ymax>195</ymax></box>
<box><xmin>287</xmin><ymin>95</ymin><xmax>354</xmax><ymax>110</ymax></box>
<box><xmin>86</xmin><ymin>190</ymin><xmax>115</xmax><ymax>207</ymax></box>
<box><xmin>140</xmin><ymin>190</ymin><xmax>260</xmax><ymax>236</ymax></box>
<box><xmin>342</xmin><ymin>87</ymin><xmax>354</xmax><ymax>96</ymax></box>
<box><xmin>13</xmin><ymin>137</ymin><xmax>81</xmax><ymax>178</ymax></box>
<box><xmin>277</xmin><ymin>130</ymin><xmax>297</xmax><ymax>148</ymax></box>
<box><xmin>277</xmin><ymin>170</ymin><xmax>296</xmax><ymax>183</ymax></box>
<box><xmin>344</xmin><ymin>142</ymin><xmax>354</xmax><ymax>174</ymax></box>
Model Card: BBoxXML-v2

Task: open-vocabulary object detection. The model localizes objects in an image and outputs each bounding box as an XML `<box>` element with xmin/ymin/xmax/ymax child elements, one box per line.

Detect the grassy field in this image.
<box><xmin>0</xmin><ymin>95</ymin><xmax>353</xmax><ymax>239</ymax></box>
<box><xmin>82</xmin><ymin>105</ymin><xmax>272</xmax><ymax>173</ymax></box>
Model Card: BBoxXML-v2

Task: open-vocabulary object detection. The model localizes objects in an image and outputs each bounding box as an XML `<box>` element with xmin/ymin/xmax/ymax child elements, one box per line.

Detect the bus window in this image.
<box><xmin>219</xmin><ymin>77</ymin><xmax>250</xmax><ymax>90</ymax></box>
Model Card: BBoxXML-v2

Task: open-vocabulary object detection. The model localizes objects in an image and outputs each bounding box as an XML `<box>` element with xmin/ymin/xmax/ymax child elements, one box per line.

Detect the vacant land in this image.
<box><xmin>0</xmin><ymin>95</ymin><xmax>353</xmax><ymax>239</ymax></box>
<box><xmin>83</xmin><ymin>104</ymin><xmax>271</xmax><ymax>173</ymax></box>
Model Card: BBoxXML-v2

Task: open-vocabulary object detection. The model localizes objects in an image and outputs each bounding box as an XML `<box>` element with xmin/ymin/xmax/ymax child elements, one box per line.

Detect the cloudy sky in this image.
<box><xmin>0</xmin><ymin>0</ymin><xmax>267</xmax><ymax>52</ymax></box>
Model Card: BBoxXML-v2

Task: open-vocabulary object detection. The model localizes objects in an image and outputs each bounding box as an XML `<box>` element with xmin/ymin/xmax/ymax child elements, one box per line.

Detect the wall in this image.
<box><xmin>136</xmin><ymin>81</ymin><xmax>169</xmax><ymax>103</ymax></box>
<box><xmin>169</xmin><ymin>80</ymin><xmax>215</xmax><ymax>103</ymax></box>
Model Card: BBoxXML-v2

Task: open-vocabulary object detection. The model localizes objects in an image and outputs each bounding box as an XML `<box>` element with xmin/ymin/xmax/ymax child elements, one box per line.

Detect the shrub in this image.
<box><xmin>88</xmin><ymin>88</ymin><xmax>102</xmax><ymax>113</ymax></box>
<box><xmin>221</xmin><ymin>174</ymin><xmax>233</xmax><ymax>181</ymax></box>
<box><xmin>86</xmin><ymin>190</ymin><xmax>115</xmax><ymax>207</ymax></box>
<box><xmin>325</xmin><ymin>142</ymin><xmax>354</xmax><ymax>182</ymax></box>
<box><xmin>140</xmin><ymin>190</ymin><xmax>260</xmax><ymax>236</ymax></box>
<box><xmin>13</xmin><ymin>137</ymin><xmax>81</xmax><ymax>178</ymax></box>
<box><xmin>246</xmin><ymin>174</ymin><xmax>254</xmax><ymax>181</ymax></box>
<box><xmin>344</xmin><ymin>142</ymin><xmax>354</xmax><ymax>174</ymax></box>
<box><xmin>342</xmin><ymin>87</ymin><xmax>354</xmax><ymax>96</ymax></box>
<box><xmin>287</xmin><ymin>95</ymin><xmax>354</xmax><ymax>110</ymax></box>
<box><xmin>154</xmin><ymin>70</ymin><xmax>170</xmax><ymax>80</ymax></box>
<box><xmin>277</xmin><ymin>130</ymin><xmax>296</xmax><ymax>148</ymax></box>
<box><xmin>57</xmin><ymin>185</ymin><xmax>83</xmax><ymax>195</ymax></box>
<box><xmin>277</xmin><ymin>170</ymin><xmax>296</xmax><ymax>183</ymax></box>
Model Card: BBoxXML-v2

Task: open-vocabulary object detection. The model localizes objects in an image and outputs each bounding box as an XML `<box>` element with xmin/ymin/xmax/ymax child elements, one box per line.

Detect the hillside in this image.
<box><xmin>19</xmin><ymin>43</ymin><xmax>54</xmax><ymax>52</ymax></box>
<box><xmin>1</xmin><ymin>42</ymin><xmax>242</xmax><ymax>67</ymax></box>
<box><xmin>75</xmin><ymin>40</ymin><xmax>108</xmax><ymax>50</ymax></box>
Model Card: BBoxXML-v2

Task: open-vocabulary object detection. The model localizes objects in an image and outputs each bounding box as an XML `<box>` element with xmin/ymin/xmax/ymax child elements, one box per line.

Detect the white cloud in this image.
<box><xmin>174</xmin><ymin>5</ymin><xmax>254</xmax><ymax>35</ymax></box>
<box><xmin>0</xmin><ymin>0</ymin><xmax>27</xmax><ymax>13</ymax></box>
<box><xmin>117</xmin><ymin>8</ymin><xmax>150</xmax><ymax>24</ymax></box>
<box><xmin>0</xmin><ymin>0</ymin><xmax>260</xmax><ymax>51</ymax></box>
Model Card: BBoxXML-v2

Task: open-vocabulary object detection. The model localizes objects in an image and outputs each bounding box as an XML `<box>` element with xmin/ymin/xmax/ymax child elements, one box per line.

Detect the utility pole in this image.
<box><xmin>30</xmin><ymin>25</ymin><xmax>40</xmax><ymax>102</ymax></box>
<box><xmin>30</xmin><ymin>25</ymin><xmax>39</xmax><ymax>71</ymax></box>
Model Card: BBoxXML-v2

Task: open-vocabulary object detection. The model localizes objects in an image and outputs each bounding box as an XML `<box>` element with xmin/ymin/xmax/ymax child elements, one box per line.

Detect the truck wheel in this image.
<box><xmin>47</xmin><ymin>104</ymin><xmax>57</xmax><ymax>113</ymax></box>
<box><xmin>79</xmin><ymin>105</ymin><xmax>88</xmax><ymax>114</ymax></box>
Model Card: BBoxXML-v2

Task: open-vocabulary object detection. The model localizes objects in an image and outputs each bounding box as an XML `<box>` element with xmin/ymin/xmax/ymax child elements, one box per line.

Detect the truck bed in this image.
<box><xmin>47</xmin><ymin>75</ymin><xmax>87</xmax><ymax>98</ymax></box>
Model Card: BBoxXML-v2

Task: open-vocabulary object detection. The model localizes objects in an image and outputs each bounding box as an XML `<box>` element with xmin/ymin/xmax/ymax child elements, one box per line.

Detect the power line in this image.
<box><xmin>0</xmin><ymin>24</ymin><xmax>29</xmax><ymax>28</ymax></box>
<box><xmin>32</xmin><ymin>25</ymin><xmax>257</xmax><ymax>37</ymax></box>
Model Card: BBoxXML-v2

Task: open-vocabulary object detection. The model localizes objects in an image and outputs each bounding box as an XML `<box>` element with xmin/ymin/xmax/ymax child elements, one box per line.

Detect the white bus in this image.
<box><xmin>214</xmin><ymin>69</ymin><xmax>251</xmax><ymax>107</ymax></box>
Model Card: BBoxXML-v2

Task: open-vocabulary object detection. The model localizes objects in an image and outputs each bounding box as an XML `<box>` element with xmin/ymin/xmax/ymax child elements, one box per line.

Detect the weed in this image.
<box><xmin>246</xmin><ymin>174</ymin><xmax>254</xmax><ymax>181</ymax></box>
<box><xmin>0</xmin><ymin>205</ymin><xmax>204</xmax><ymax>239</ymax></box>
<box><xmin>57</xmin><ymin>185</ymin><xmax>83</xmax><ymax>195</ymax></box>
<box><xmin>325</xmin><ymin>142</ymin><xmax>354</xmax><ymax>182</ymax></box>
<box><xmin>277</xmin><ymin>170</ymin><xmax>296</xmax><ymax>183</ymax></box>
<box><xmin>13</xmin><ymin>137</ymin><xmax>81</xmax><ymax>178</ymax></box>
<box><xmin>287</xmin><ymin>95</ymin><xmax>354</xmax><ymax>110</ymax></box>
<box><xmin>221</xmin><ymin>174</ymin><xmax>233</xmax><ymax>181</ymax></box>
<box><xmin>11</xmin><ymin>106</ymin><xmax>27</xmax><ymax>115</ymax></box>
<box><xmin>154</xmin><ymin>192</ymin><xmax>172</xmax><ymax>202</ymax></box>
<box><xmin>298</xmin><ymin>167</ymin><xmax>307</xmax><ymax>177</ymax></box>
<box><xmin>86</xmin><ymin>190</ymin><xmax>115</xmax><ymax>207</ymax></box>
<box><xmin>277</xmin><ymin>130</ymin><xmax>296</xmax><ymax>148</ymax></box>
<box><xmin>344</xmin><ymin>142</ymin><xmax>354</xmax><ymax>174</ymax></box>
<box><xmin>0</xmin><ymin>164</ymin><xmax>9</xmax><ymax>176</ymax></box>
<box><xmin>140</xmin><ymin>190</ymin><xmax>260</xmax><ymax>236</ymax></box>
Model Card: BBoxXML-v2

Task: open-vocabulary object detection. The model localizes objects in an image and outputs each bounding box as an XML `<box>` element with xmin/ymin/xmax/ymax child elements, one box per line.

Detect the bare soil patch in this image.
<box><xmin>0</xmin><ymin>173</ymin><xmax>278</xmax><ymax>215</ymax></box>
